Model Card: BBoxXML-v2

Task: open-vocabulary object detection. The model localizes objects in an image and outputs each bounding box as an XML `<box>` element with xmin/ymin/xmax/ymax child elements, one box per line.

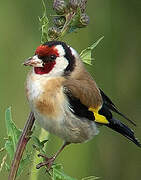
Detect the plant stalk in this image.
<box><xmin>8</xmin><ymin>112</ymin><xmax>35</xmax><ymax>180</ymax></box>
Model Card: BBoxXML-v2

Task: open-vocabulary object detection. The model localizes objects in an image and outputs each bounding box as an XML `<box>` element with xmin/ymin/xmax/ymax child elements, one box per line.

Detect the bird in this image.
<box><xmin>23</xmin><ymin>40</ymin><xmax>140</xmax><ymax>170</ymax></box>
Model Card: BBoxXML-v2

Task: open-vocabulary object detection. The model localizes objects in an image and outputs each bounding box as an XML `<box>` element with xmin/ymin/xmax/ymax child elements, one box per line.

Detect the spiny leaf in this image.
<box><xmin>52</xmin><ymin>164</ymin><xmax>77</xmax><ymax>180</ymax></box>
<box><xmin>39</xmin><ymin>0</ymin><xmax>50</xmax><ymax>43</ymax></box>
<box><xmin>80</xmin><ymin>36</ymin><xmax>104</xmax><ymax>65</ymax></box>
<box><xmin>5</xmin><ymin>107</ymin><xmax>22</xmax><ymax>160</ymax></box>
<box><xmin>4</xmin><ymin>107</ymin><xmax>31</xmax><ymax>177</ymax></box>
<box><xmin>5</xmin><ymin>139</ymin><xmax>13</xmax><ymax>161</ymax></box>
<box><xmin>32</xmin><ymin>135</ymin><xmax>48</xmax><ymax>154</ymax></box>
<box><xmin>17</xmin><ymin>153</ymin><xmax>31</xmax><ymax>176</ymax></box>
<box><xmin>81</xmin><ymin>176</ymin><xmax>100</xmax><ymax>180</ymax></box>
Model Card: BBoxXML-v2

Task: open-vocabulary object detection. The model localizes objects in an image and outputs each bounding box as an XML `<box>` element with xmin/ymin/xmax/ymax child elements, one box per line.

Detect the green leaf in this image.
<box><xmin>17</xmin><ymin>153</ymin><xmax>31</xmax><ymax>176</ymax></box>
<box><xmin>5</xmin><ymin>107</ymin><xmax>22</xmax><ymax>160</ymax></box>
<box><xmin>80</xmin><ymin>36</ymin><xmax>104</xmax><ymax>65</ymax></box>
<box><xmin>81</xmin><ymin>176</ymin><xmax>100</xmax><ymax>180</ymax></box>
<box><xmin>5</xmin><ymin>139</ymin><xmax>13</xmax><ymax>161</ymax></box>
<box><xmin>4</xmin><ymin>107</ymin><xmax>31</xmax><ymax>177</ymax></box>
<box><xmin>52</xmin><ymin>164</ymin><xmax>77</xmax><ymax>180</ymax></box>
<box><xmin>39</xmin><ymin>0</ymin><xmax>50</xmax><ymax>43</ymax></box>
<box><xmin>32</xmin><ymin>135</ymin><xmax>48</xmax><ymax>154</ymax></box>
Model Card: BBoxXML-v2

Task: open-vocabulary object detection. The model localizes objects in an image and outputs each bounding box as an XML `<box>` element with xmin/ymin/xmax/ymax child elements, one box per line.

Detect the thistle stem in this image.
<box><xmin>56</xmin><ymin>11</ymin><xmax>76</xmax><ymax>40</ymax></box>
<box><xmin>8</xmin><ymin>112</ymin><xmax>35</xmax><ymax>180</ymax></box>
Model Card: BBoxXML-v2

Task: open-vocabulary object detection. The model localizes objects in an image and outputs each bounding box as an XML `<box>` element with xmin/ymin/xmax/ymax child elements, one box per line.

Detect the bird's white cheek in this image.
<box><xmin>47</xmin><ymin>57</ymin><xmax>69</xmax><ymax>77</ymax></box>
<box><xmin>55</xmin><ymin>57</ymin><xmax>69</xmax><ymax>71</ymax></box>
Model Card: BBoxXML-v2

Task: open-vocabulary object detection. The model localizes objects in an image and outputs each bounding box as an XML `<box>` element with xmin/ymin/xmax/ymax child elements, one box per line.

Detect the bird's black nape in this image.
<box><xmin>43</xmin><ymin>40</ymin><xmax>66</xmax><ymax>47</ymax></box>
<box><xmin>43</xmin><ymin>41</ymin><xmax>76</xmax><ymax>75</ymax></box>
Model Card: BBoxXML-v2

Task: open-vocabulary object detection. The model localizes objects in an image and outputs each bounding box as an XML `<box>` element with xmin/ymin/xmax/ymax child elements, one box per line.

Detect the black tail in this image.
<box><xmin>99</xmin><ymin>89</ymin><xmax>136</xmax><ymax>126</ymax></box>
<box><xmin>106</xmin><ymin>118</ymin><xmax>141</xmax><ymax>147</ymax></box>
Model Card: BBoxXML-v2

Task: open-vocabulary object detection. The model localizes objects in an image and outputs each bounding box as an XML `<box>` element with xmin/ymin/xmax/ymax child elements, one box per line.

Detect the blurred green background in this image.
<box><xmin>0</xmin><ymin>0</ymin><xmax>141</xmax><ymax>179</ymax></box>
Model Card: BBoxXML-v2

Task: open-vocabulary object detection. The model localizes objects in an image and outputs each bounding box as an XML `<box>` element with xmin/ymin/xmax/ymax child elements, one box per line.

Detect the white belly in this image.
<box><xmin>26</xmin><ymin>72</ymin><xmax>99</xmax><ymax>143</ymax></box>
<box><xmin>33</xmin><ymin>105</ymin><xmax>65</xmax><ymax>136</ymax></box>
<box><xmin>33</xmin><ymin>106</ymin><xmax>99</xmax><ymax>143</ymax></box>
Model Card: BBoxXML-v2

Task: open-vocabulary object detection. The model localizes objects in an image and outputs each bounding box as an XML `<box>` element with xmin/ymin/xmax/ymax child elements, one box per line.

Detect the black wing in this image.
<box><xmin>99</xmin><ymin>88</ymin><xmax>136</xmax><ymax>126</ymax></box>
<box><xmin>64</xmin><ymin>88</ymin><xmax>95</xmax><ymax>121</ymax></box>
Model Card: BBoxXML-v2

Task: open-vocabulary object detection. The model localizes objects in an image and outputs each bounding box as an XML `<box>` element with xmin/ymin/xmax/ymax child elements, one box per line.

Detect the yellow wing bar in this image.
<box><xmin>89</xmin><ymin>107</ymin><xmax>109</xmax><ymax>124</ymax></box>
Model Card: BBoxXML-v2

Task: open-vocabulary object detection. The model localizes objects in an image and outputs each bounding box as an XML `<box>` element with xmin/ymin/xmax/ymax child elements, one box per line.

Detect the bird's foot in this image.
<box><xmin>36</xmin><ymin>142</ymin><xmax>70</xmax><ymax>171</ymax></box>
<box><xmin>36</xmin><ymin>153</ymin><xmax>55</xmax><ymax>171</ymax></box>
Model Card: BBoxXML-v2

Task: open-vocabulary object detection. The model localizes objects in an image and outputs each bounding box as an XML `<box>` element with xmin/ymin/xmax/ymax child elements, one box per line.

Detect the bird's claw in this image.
<box><xmin>36</xmin><ymin>154</ymin><xmax>55</xmax><ymax>171</ymax></box>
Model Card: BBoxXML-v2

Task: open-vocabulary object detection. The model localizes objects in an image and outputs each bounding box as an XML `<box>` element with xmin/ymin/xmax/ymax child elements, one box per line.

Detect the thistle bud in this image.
<box><xmin>53</xmin><ymin>0</ymin><xmax>67</xmax><ymax>15</ymax></box>
<box><xmin>79</xmin><ymin>0</ymin><xmax>87</xmax><ymax>13</ymax></box>
<box><xmin>78</xmin><ymin>13</ymin><xmax>89</xmax><ymax>27</ymax></box>
<box><xmin>69</xmin><ymin>0</ymin><xmax>79</xmax><ymax>10</ymax></box>
<box><xmin>80</xmin><ymin>13</ymin><xmax>89</xmax><ymax>26</ymax></box>
<box><xmin>48</xmin><ymin>27</ymin><xmax>60</xmax><ymax>39</ymax></box>
<box><xmin>53</xmin><ymin>16</ymin><xmax>66</xmax><ymax>28</ymax></box>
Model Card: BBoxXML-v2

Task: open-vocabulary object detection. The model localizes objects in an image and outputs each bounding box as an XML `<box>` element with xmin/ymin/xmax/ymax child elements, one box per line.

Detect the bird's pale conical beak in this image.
<box><xmin>23</xmin><ymin>55</ymin><xmax>43</xmax><ymax>67</ymax></box>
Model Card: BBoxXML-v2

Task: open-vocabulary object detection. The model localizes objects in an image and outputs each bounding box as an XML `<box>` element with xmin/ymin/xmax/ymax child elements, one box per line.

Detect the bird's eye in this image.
<box><xmin>38</xmin><ymin>55</ymin><xmax>43</xmax><ymax>59</ymax></box>
<box><xmin>50</xmin><ymin>55</ymin><xmax>56</xmax><ymax>61</ymax></box>
<box><xmin>37</xmin><ymin>54</ymin><xmax>56</xmax><ymax>63</ymax></box>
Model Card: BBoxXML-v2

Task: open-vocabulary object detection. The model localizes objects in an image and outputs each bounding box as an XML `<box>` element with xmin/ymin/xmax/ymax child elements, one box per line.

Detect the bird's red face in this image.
<box><xmin>24</xmin><ymin>41</ymin><xmax>76</xmax><ymax>75</ymax></box>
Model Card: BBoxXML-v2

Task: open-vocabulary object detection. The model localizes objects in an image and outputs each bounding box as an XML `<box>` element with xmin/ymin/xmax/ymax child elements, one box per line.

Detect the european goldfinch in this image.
<box><xmin>24</xmin><ymin>41</ymin><xmax>140</xmax><ymax>169</ymax></box>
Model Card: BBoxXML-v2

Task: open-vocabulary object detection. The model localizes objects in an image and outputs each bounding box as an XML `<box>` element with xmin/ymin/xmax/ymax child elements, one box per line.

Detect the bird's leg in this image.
<box><xmin>36</xmin><ymin>142</ymin><xmax>70</xmax><ymax>171</ymax></box>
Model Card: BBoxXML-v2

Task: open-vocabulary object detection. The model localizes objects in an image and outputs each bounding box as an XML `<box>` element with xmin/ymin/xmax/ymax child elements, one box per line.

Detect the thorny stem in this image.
<box><xmin>57</xmin><ymin>12</ymin><xmax>76</xmax><ymax>39</ymax></box>
<box><xmin>8</xmin><ymin>112</ymin><xmax>35</xmax><ymax>180</ymax></box>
